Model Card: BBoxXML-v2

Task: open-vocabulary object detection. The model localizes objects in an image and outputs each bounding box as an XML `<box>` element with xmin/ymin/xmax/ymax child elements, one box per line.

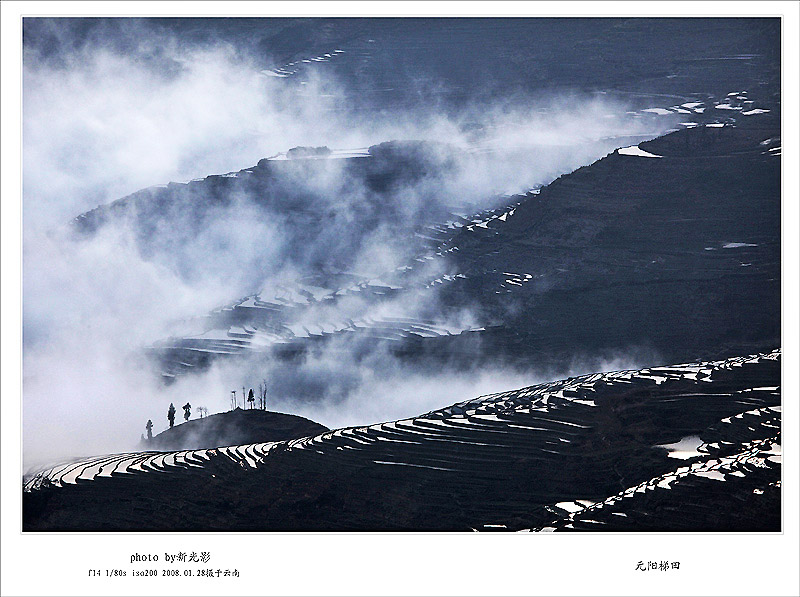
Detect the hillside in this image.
<box><xmin>433</xmin><ymin>114</ymin><xmax>780</xmax><ymax>368</ymax></box>
<box><xmin>23</xmin><ymin>350</ymin><xmax>780</xmax><ymax>531</ymax></box>
<box><xmin>145</xmin><ymin>408</ymin><xmax>329</xmax><ymax>451</ymax></box>
<box><xmin>116</xmin><ymin>112</ymin><xmax>779</xmax><ymax>386</ymax></box>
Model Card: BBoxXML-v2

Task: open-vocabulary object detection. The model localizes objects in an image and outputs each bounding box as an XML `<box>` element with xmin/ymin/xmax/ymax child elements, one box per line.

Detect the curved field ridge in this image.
<box><xmin>526</xmin><ymin>405</ymin><xmax>781</xmax><ymax>532</ymax></box>
<box><xmin>23</xmin><ymin>350</ymin><xmax>780</xmax><ymax>531</ymax></box>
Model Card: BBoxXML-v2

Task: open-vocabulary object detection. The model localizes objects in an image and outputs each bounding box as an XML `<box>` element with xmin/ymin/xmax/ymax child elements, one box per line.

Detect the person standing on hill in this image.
<box><xmin>145</xmin><ymin>419</ymin><xmax>153</xmax><ymax>441</ymax></box>
<box><xmin>167</xmin><ymin>403</ymin><xmax>176</xmax><ymax>428</ymax></box>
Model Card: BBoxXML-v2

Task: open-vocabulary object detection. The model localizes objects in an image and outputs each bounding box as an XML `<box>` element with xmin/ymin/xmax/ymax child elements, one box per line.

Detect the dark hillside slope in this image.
<box><xmin>65</xmin><ymin>104</ymin><xmax>781</xmax><ymax>391</ymax></box>
<box><xmin>433</xmin><ymin>122</ymin><xmax>780</xmax><ymax>369</ymax></box>
<box><xmin>23</xmin><ymin>350</ymin><xmax>780</xmax><ymax>531</ymax></box>
<box><xmin>71</xmin><ymin>141</ymin><xmax>467</xmax><ymax>278</ymax></box>
<box><xmin>25</xmin><ymin>18</ymin><xmax>779</xmax><ymax>110</ymax></box>
<box><xmin>119</xmin><ymin>120</ymin><xmax>781</xmax><ymax>385</ymax></box>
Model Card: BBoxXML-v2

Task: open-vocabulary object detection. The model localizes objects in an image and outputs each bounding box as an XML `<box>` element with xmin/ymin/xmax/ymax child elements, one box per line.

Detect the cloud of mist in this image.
<box><xmin>22</xmin><ymin>23</ymin><xmax>676</xmax><ymax>467</ymax></box>
<box><xmin>23</xmin><ymin>31</ymin><xmax>674</xmax><ymax>230</ymax></box>
<box><xmin>257</xmin><ymin>346</ymin><xmax>659</xmax><ymax>432</ymax></box>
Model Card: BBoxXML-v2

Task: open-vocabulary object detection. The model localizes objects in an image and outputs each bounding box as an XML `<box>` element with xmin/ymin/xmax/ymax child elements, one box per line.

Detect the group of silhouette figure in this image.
<box><xmin>142</xmin><ymin>382</ymin><xmax>269</xmax><ymax>442</ymax></box>
<box><xmin>142</xmin><ymin>402</ymin><xmax>191</xmax><ymax>441</ymax></box>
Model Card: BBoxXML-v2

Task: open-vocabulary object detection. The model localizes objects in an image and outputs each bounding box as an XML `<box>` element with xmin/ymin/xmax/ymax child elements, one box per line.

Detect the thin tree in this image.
<box><xmin>247</xmin><ymin>388</ymin><xmax>255</xmax><ymax>409</ymax></box>
<box><xmin>259</xmin><ymin>380</ymin><xmax>268</xmax><ymax>410</ymax></box>
<box><xmin>183</xmin><ymin>402</ymin><xmax>191</xmax><ymax>422</ymax></box>
<box><xmin>231</xmin><ymin>390</ymin><xmax>237</xmax><ymax>411</ymax></box>
<box><xmin>167</xmin><ymin>403</ymin><xmax>176</xmax><ymax>428</ymax></box>
<box><xmin>145</xmin><ymin>419</ymin><xmax>153</xmax><ymax>441</ymax></box>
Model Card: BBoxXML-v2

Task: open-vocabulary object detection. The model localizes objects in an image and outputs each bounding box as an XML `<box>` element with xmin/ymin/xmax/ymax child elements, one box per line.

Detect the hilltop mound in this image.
<box><xmin>145</xmin><ymin>408</ymin><xmax>328</xmax><ymax>451</ymax></box>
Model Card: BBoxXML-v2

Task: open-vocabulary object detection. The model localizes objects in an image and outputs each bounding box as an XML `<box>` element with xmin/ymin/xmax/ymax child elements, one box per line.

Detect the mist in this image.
<box><xmin>22</xmin><ymin>20</ymin><xmax>676</xmax><ymax>467</ymax></box>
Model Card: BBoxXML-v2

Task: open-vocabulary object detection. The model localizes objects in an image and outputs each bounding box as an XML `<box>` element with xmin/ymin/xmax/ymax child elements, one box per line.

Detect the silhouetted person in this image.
<box><xmin>248</xmin><ymin>388</ymin><xmax>255</xmax><ymax>409</ymax></box>
<box><xmin>167</xmin><ymin>403</ymin><xmax>176</xmax><ymax>428</ymax></box>
<box><xmin>145</xmin><ymin>419</ymin><xmax>153</xmax><ymax>441</ymax></box>
<box><xmin>183</xmin><ymin>402</ymin><xmax>191</xmax><ymax>422</ymax></box>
